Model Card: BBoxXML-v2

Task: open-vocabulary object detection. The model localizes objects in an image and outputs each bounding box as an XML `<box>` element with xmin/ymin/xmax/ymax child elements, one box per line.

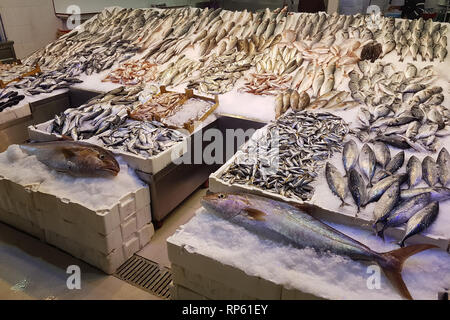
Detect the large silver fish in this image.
<box><xmin>202</xmin><ymin>192</ymin><xmax>437</xmax><ymax>300</ymax></box>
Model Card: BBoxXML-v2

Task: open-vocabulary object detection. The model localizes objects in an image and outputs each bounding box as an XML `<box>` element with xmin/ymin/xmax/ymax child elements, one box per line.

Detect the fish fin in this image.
<box><xmin>243</xmin><ymin>207</ymin><xmax>267</xmax><ymax>221</ymax></box>
<box><xmin>378</xmin><ymin>244</ymin><xmax>438</xmax><ymax>300</ymax></box>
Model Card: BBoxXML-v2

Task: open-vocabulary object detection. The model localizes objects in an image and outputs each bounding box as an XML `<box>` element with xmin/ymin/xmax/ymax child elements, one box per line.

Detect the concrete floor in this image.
<box><xmin>0</xmin><ymin>188</ymin><xmax>206</xmax><ymax>300</ymax></box>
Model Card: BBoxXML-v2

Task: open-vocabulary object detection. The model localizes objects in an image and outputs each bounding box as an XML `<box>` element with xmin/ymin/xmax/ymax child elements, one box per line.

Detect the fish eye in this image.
<box><xmin>218</xmin><ymin>194</ymin><xmax>225</xmax><ymax>199</ymax></box>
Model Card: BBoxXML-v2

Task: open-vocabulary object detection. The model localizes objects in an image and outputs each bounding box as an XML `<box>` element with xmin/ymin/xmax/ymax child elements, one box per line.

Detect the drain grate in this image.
<box><xmin>114</xmin><ymin>255</ymin><xmax>172</xmax><ymax>299</ymax></box>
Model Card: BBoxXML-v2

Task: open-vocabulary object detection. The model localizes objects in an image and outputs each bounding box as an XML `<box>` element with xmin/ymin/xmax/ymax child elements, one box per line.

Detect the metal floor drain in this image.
<box><xmin>114</xmin><ymin>255</ymin><xmax>172</xmax><ymax>299</ymax></box>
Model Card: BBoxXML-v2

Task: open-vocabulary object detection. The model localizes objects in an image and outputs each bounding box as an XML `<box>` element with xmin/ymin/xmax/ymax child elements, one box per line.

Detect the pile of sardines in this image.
<box><xmin>326</xmin><ymin>140</ymin><xmax>449</xmax><ymax>246</ymax></box>
<box><xmin>220</xmin><ymin>111</ymin><xmax>349</xmax><ymax>201</ymax></box>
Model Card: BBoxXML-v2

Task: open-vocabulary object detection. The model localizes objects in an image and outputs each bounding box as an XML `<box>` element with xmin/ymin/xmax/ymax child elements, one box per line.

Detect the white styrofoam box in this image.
<box><xmin>167</xmin><ymin>240</ymin><xmax>282</xmax><ymax>300</ymax></box>
<box><xmin>170</xmin><ymin>284</ymin><xmax>209</xmax><ymax>300</ymax></box>
<box><xmin>0</xmin><ymin>103</ymin><xmax>31</xmax><ymax>126</ymax></box>
<box><xmin>123</xmin><ymin>236</ymin><xmax>140</xmax><ymax>260</ymax></box>
<box><xmin>28</xmin><ymin>120</ymin><xmax>187</xmax><ymax>175</ymax></box>
<box><xmin>281</xmin><ymin>287</ymin><xmax>324</xmax><ymax>300</ymax></box>
<box><xmin>136</xmin><ymin>205</ymin><xmax>151</xmax><ymax>229</ymax></box>
<box><xmin>137</xmin><ymin>223</ymin><xmax>154</xmax><ymax>248</ymax></box>
<box><xmin>121</xmin><ymin>215</ymin><xmax>137</xmax><ymax>242</ymax></box>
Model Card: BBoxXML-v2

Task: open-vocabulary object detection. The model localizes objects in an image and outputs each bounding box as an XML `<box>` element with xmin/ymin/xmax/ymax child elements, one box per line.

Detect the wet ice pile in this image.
<box><xmin>168</xmin><ymin>208</ymin><xmax>450</xmax><ymax>300</ymax></box>
<box><xmin>0</xmin><ymin>144</ymin><xmax>146</xmax><ymax>210</ymax></box>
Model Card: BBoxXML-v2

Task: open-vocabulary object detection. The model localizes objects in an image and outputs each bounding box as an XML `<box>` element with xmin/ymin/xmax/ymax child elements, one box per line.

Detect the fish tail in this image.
<box><xmin>377</xmin><ymin>244</ymin><xmax>438</xmax><ymax>300</ymax></box>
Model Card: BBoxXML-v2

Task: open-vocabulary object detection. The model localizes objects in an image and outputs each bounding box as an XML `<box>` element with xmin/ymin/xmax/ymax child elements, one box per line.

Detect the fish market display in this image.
<box><xmin>0</xmin><ymin>90</ymin><xmax>25</xmax><ymax>112</ymax></box>
<box><xmin>220</xmin><ymin>111</ymin><xmax>349</xmax><ymax>201</ymax></box>
<box><xmin>274</xmin><ymin>89</ymin><xmax>309</xmax><ymax>118</ymax></box>
<box><xmin>96</xmin><ymin>119</ymin><xmax>186</xmax><ymax>157</ymax></box>
<box><xmin>48</xmin><ymin>86</ymin><xmax>138</xmax><ymax>140</ymax></box>
<box><xmin>326</xmin><ymin>142</ymin><xmax>449</xmax><ymax>244</ymax></box>
<box><xmin>393</xmin><ymin>17</ymin><xmax>447</xmax><ymax>62</ymax></box>
<box><xmin>19</xmin><ymin>141</ymin><xmax>120</xmax><ymax>177</ymax></box>
<box><xmin>353</xmin><ymin>61</ymin><xmax>448</xmax><ymax>152</ymax></box>
<box><xmin>103</xmin><ymin>60</ymin><xmax>158</xmax><ymax>85</ymax></box>
<box><xmin>13</xmin><ymin>65</ymin><xmax>83</xmax><ymax>95</ymax></box>
<box><xmin>202</xmin><ymin>192</ymin><xmax>437</xmax><ymax>300</ymax></box>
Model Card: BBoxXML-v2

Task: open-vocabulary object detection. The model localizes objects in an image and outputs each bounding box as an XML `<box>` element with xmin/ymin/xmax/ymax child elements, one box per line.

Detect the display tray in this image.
<box><xmin>209</xmin><ymin>125</ymin><xmax>450</xmax><ymax>252</ymax></box>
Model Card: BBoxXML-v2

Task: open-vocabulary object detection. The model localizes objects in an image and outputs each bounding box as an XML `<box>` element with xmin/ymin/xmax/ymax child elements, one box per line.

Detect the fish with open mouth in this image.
<box><xmin>202</xmin><ymin>192</ymin><xmax>437</xmax><ymax>300</ymax></box>
<box><xmin>19</xmin><ymin>141</ymin><xmax>120</xmax><ymax>177</ymax></box>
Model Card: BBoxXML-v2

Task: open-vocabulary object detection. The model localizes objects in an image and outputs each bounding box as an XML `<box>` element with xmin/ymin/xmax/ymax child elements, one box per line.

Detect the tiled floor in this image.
<box><xmin>0</xmin><ymin>188</ymin><xmax>206</xmax><ymax>300</ymax></box>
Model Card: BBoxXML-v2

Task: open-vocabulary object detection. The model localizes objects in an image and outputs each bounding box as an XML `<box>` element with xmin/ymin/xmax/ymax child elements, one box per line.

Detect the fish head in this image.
<box><xmin>63</xmin><ymin>145</ymin><xmax>120</xmax><ymax>177</ymax></box>
<box><xmin>201</xmin><ymin>193</ymin><xmax>249</xmax><ymax>219</ymax></box>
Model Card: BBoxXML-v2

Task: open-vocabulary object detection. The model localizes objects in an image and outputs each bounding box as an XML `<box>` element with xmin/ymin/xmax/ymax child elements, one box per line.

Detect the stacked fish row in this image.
<box><xmin>326</xmin><ymin>142</ymin><xmax>450</xmax><ymax>246</ymax></box>
<box><xmin>220</xmin><ymin>111</ymin><xmax>349</xmax><ymax>201</ymax></box>
<box><xmin>96</xmin><ymin>119</ymin><xmax>186</xmax><ymax>157</ymax></box>
<box><xmin>351</xmin><ymin>61</ymin><xmax>448</xmax><ymax>152</ymax></box>
<box><xmin>24</xmin><ymin>8</ymin><xmax>144</xmax><ymax>75</ymax></box>
<box><xmin>13</xmin><ymin>65</ymin><xmax>83</xmax><ymax>95</ymax></box>
<box><xmin>392</xmin><ymin>17</ymin><xmax>447</xmax><ymax>62</ymax></box>
<box><xmin>0</xmin><ymin>90</ymin><xmax>25</xmax><ymax>112</ymax></box>
<box><xmin>49</xmin><ymin>86</ymin><xmax>140</xmax><ymax>140</ymax></box>
<box><xmin>0</xmin><ymin>64</ymin><xmax>35</xmax><ymax>83</ymax></box>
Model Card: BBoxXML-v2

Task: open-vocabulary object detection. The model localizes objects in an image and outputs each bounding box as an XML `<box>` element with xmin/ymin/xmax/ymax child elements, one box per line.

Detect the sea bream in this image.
<box><xmin>202</xmin><ymin>193</ymin><xmax>437</xmax><ymax>300</ymax></box>
<box><xmin>19</xmin><ymin>141</ymin><xmax>120</xmax><ymax>177</ymax></box>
